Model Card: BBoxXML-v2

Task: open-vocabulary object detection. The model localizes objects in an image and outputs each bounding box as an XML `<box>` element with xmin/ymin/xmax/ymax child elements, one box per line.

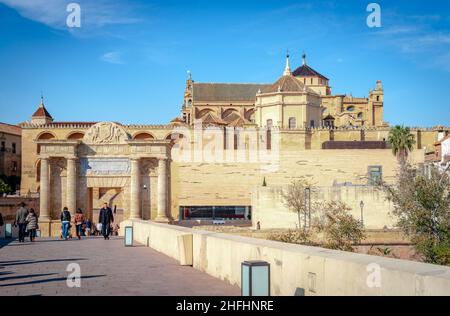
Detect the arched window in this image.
<box><xmin>376</xmin><ymin>96</ymin><xmax>380</xmax><ymax>101</ymax></box>
<box><xmin>133</xmin><ymin>132</ymin><xmax>155</xmax><ymax>140</ymax></box>
<box><xmin>266</xmin><ymin>119</ymin><xmax>273</xmax><ymax>129</ymax></box>
<box><xmin>288</xmin><ymin>117</ymin><xmax>296</xmax><ymax>129</ymax></box>
<box><xmin>357</xmin><ymin>112</ymin><xmax>363</xmax><ymax>119</ymax></box>
<box><xmin>67</xmin><ymin>132</ymin><xmax>84</xmax><ymax>140</ymax></box>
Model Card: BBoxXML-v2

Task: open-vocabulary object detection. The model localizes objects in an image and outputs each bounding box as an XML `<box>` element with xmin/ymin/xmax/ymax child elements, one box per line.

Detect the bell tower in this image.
<box><xmin>31</xmin><ymin>95</ymin><xmax>53</xmax><ymax>125</ymax></box>
<box><xmin>182</xmin><ymin>71</ymin><xmax>194</xmax><ymax>124</ymax></box>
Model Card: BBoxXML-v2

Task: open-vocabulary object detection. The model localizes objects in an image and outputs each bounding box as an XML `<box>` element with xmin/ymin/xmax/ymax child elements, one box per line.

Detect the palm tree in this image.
<box><xmin>387</xmin><ymin>125</ymin><xmax>416</xmax><ymax>164</ymax></box>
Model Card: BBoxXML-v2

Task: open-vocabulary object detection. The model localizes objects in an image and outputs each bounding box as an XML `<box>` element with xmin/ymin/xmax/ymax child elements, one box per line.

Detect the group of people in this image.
<box><xmin>59</xmin><ymin>203</ymin><xmax>117</xmax><ymax>240</ymax></box>
<box><xmin>10</xmin><ymin>202</ymin><xmax>117</xmax><ymax>242</ymax></box>
<box><xmin>14</xmin><ymin>202</ymin><xmax>39</xmax><ymax>242</ymax></box>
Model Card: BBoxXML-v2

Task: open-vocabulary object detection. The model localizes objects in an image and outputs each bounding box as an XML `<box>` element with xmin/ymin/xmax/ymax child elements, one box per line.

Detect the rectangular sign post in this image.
<box><xmin>124</xmin><ymin>226</ymin><xmax>133</xmax><ymax>247</ymax></box>
<box><xmin>5</xmin><ymin>223</ymin><xmax>12</xmax><ymax>239</ymax></box>
<box><xmin>241</xmin><ymin>260</ymin><xmax>270</xmax><ymax>296</ymax></box>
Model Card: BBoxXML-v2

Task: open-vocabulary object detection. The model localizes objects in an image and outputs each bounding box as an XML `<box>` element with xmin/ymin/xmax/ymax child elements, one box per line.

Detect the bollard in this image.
<box><xmin>241</xmin><ymin>260</ymin><xmax>270</xmax><ymax>296</ymax></box>
<box><xmin>5</xmin><ymin>223</ymin><xmax>12</xmax><ymax>239</ymax></box>
<box><xmin>124</xmin><ymin>226</ymin><xmax>133</xmax><ymax>247</ymax></box>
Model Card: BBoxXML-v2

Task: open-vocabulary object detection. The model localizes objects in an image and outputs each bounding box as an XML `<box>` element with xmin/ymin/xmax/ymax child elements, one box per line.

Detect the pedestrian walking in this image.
<box><xmin>98</xmin><ymin>202</ymin><xmax>114</xmax><ymax>240</ymax></box>
<box><xmin>74</xmin><ymin>208</ymin><xmax>84</xmax><ymax>240</ymax></box>
<box><xmin>60</xmin><ymin>207</ymin><xmax>71</xmax><ymax>240</ymax></box>
<box><xmin>85</xmin><ymin>218</ymin><xmax>92</xmax><ymax>236</ymax></box>
<box><xmin>25</xmin><ymin>208</ymin><xmax>38</xmax><ymax>242</ymax></box>
<box><xmin>14</xmin><ymin>202</ymin><xmax>28</xmax><ymax>242</ymax></box>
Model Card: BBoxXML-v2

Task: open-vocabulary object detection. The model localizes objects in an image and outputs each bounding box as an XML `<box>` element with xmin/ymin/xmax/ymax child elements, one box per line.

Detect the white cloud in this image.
<box><xmin>100</xmin><ymin>51</ymin><xmax>124</xmax><ymax>64</ymax></box>
<box><xmin>0</xmin><ymin>0</ymin><xmax>142</xmax><ymax>30</ymax></box>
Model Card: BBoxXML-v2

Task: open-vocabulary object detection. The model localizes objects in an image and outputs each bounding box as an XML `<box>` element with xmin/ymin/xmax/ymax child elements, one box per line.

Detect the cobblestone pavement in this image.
<box><xmin>0</xmin><ymin>237</ymin><xmax>240</xmax><ymax>296</ymax></box>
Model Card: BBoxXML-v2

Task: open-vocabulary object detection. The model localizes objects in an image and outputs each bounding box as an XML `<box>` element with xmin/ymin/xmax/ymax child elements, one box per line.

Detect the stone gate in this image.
<box><xmin>36</xmin><ymin>122</ymin><xmax>172</xmax><ymax>237</ymax></box>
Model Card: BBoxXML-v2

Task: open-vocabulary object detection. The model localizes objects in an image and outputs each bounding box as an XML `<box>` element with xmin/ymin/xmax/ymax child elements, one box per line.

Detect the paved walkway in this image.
<box><xmin>0</xmin><ymin>237</ymin><xmax>240</xmax><ymax>296</ymax></box>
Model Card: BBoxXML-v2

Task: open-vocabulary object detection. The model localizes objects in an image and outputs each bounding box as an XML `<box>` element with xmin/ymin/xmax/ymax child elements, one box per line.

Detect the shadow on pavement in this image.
<box><xmin>0</xmin><ymin>274</ymin><xmax>107</xmax><ymax>287</ymax></box>
<box><xmin>0</xmin><ymin>258</ymin><xmax>87</xmax><ymax>267</ymax></box>
<box><xmin>0</xmin><ymin>273</ymin><xmax>57</xmax><ymax>282</ymax></box>
<box><xmin>0</xmin><ymin>238</ymin><xmax>16</xmax><ymax>248</ymax></box>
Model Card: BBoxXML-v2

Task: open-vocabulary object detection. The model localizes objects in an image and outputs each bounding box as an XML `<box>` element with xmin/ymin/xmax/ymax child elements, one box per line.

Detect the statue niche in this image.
<box><xmin>83</xmin><ymin>122</ymin><xmax>130</xmax><ymax>144</ymax></box>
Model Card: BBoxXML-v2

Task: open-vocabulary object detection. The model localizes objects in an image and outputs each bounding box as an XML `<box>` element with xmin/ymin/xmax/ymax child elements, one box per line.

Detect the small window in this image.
<box><xmin>12</xmin><ymin>143</ymin><xmax>16</xmax><ymax>154</ymax></box>
<box><xmin>310</xmin><ymin>120</ymin><xmax>315</xmax><ymax>128</ymax></box>
<box><xmin>347</xmin><ymin>106</ymin><xmax>355</xmax><ymax>112</ymax></box>
<box><xmin>376</xmin><ymin>96</ymin><xmax>380</xmax><ymax>101</ymax></box>
<box><xmin>1</xmin><ymin>142</ymin><xmax>5</xmax><ymax>151</ymax></box>
<box><xmin>310</xmin><ymin>78</ymin><xmax>313</xmax><ymax>84</ymax></box>
<box><xmin>288</xmin><ymin>117</ymin><xmax>296</xmax><ymax>129</ymax></box>
<box><xmin>12</xmin><ymin>161</ymin><xmax>17</xmax><ymax>172</ymax></box>
<box><xmin>266</xmin><ymin>119</ymin><xmax>273</xmax><ymax>129</ymax></box>
<box><xmin>357</xmin><ymin>112</ymin><xmax>363</xmax><ymax>119</ymax></box>
<box><xmin>368</xmin><ymin>166</ymin><xmax>382</xmax><ymax>185</ymax></box>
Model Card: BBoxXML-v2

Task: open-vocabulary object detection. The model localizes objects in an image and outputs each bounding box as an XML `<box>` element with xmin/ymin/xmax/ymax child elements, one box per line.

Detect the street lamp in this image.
<box><xmin>360</xmin><ymin>201</ymin><xmax>365</xmax><ymax>228</ymax></box>
<box><xmin>305</xmin><ymin>187</ymin><xmax>311</xmax><ymax>228</ymax></box>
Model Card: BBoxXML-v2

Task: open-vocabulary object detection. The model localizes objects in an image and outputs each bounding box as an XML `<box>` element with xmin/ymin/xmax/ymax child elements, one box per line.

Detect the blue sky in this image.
<box><xmin>0</xmin><ymin>0</ymin><xmax>449</xmax><ymax>126</ymax></box>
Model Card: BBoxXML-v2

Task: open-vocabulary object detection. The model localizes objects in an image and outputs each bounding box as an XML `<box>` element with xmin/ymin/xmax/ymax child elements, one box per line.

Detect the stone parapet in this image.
<box><xmin>121</xmin><ymin>219</ymin><xmax>450</xmax><ymax>296</ymax></box>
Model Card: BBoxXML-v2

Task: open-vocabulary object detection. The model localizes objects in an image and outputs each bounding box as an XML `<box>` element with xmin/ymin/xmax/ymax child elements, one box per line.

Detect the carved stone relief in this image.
<box><xmin>83</xmin><ymin>122</ymin><xmax>130</xmax><ymax>144</ymax></box>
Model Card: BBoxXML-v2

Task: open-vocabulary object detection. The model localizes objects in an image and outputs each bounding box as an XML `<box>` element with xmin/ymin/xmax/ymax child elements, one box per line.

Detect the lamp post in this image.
<box><xmin>305</xmin><ymin>187</ymin><xmax>311</xmax><ymax>228</ymax></box>
<box><xmin>360</xmin><ymin>201</ymin><xmax>365</xmax><ymax>228</ymax></box>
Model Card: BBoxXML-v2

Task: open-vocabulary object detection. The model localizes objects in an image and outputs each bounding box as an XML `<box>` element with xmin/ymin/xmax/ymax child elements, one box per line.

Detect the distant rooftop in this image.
<box><xmin>0</xmin><ymin>122</ymin><xmax>21</xmax><ymax>136</ymax></box>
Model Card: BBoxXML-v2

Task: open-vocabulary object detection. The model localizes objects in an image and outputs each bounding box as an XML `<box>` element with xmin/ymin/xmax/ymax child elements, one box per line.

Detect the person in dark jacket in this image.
<box><xmin>98</xmin><ymin>203</ymin><xmax>114</xmax><ymax>240</ymax></box>
<box><xmin>60</xmin><ymin>207</ymin><xmax>71</xmax><ymax>240</ymax></box>
<box><xmin>14</xmin><ymin>202</ymin><xmax>28</xmax><ymax>242</ymax></box>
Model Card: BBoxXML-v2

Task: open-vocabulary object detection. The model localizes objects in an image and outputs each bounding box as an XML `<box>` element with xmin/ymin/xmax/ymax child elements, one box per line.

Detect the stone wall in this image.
<box><xmin>170</xmin><ymin>149</ymin><xmax>423</xmax><ymax>218</ymax></box>
<box><xmin>0</xmin><ymin>197</ymin><xmax>39</xmax><ymax>222</ymax></box>
<box><xmin>120</xmin><ymin>220</ymin><xmax>450</xmax><ymax>296</ymax></box>
<box><xmin>251</xmin><ymin>186</ymin><xmax>395</xmax><ymax>230</ymax></box>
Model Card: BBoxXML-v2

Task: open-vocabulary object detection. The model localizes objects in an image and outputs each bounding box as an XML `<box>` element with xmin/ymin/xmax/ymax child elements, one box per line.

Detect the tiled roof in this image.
<box><xmin>200</xmin><ymin>112</ymin><xmax>228</xmax><ymax>126</ymax></box>
<box><xmin>262</xmin><ymin>75</ymin><xmax>317</xmax><ymax>94</ymax></box>
<box><xmin>32</xmin><ymin>106</ymin><xmax>52</xmax><ymax>118</ymax></box>
<box><xmin>193</xmin><ymin>83</ymin><xmax>271</xmax><ymax>102</ymax></box>
<box><xmin>228</xmin><ymin>117</ymin><xmax>253</xmax><ymax>127</ymax></box>
<box><xmin>0</xmin><ymin>122</ymin><xmax>21</xmax><ymax>136</ymax></box>
<box><xmin>292</xmin><ymin>64</ymin><xmax>329</xmax><ymax>80</ymax></box>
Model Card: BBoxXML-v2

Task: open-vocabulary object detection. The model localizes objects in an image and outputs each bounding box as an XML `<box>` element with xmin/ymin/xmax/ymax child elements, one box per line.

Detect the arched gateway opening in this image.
<box><xmin>35</xmin><ymin>122</ymin><xmax>172</xmax><ymax>237</ymax></box>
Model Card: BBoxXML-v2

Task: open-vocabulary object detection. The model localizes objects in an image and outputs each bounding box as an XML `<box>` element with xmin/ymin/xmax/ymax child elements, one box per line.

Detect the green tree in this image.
<box><xmin>387</xmin><ymin>125</ymin><xmax>416</xmax><ymax>164</ymax></box>
<box><xmin>384</xmin><ymin>164</ymin><xmax>450</xmax><ymax>265</ymax></box>
<box><xmin>0</xmin><ymin>178</ymin><xmax>11</xmax><ymax>195</ymax></box>
<box><xmin>313</xmin><ymin>201</ymin><xmax>366</xmax><ymax>252</ymax></box>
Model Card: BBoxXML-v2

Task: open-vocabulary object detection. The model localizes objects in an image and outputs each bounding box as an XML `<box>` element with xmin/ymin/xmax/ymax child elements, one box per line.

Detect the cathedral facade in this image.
<box><xmin>178</xmin><ymin>54</ymin><xmax>386</xmax><ymax>129</ymax></box>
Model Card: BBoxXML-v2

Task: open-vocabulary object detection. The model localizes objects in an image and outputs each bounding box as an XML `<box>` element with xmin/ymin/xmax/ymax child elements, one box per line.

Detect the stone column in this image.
<box><xmin>66</xmin><ymin>157</ymin><xmax>77</xmax><ymax>215</ymax></box>
<box><xmin>39</xmin><ymin>157</ymin><xmax>51</xmax><ymax>221</ymax></box>
<box><xmin>156</xmin><ymin>158</ymin><xmax>169</xmax><ymax>222</ymax></box>
<box><xmin>130</xmin><ymin>158</ymin><xmax>141</xmax><ymax>219</ymax></box>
